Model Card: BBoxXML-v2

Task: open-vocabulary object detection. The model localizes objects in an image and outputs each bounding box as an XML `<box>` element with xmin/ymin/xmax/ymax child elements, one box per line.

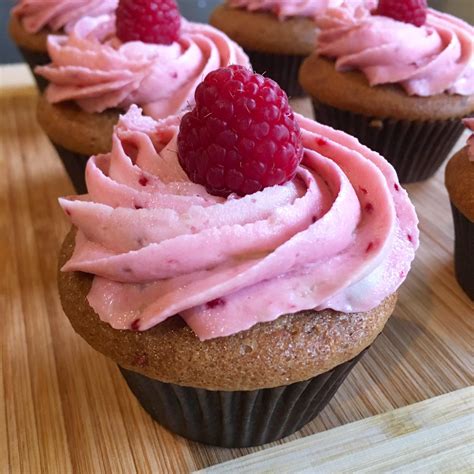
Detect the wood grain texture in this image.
<box><xmin>198</xmin><ymin>387</ymin><xmax>474</xmax><ymax>473</ymax></box>
<box><xmin>1</xmin><ymin>65</ymin><xmax>473</xmax><ymax>473</ymax></box>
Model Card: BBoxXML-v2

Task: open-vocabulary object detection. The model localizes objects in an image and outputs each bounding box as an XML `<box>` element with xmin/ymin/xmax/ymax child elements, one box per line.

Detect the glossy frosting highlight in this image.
<box><xmin>35</xmin><ymin>15</ymin><xmax>250</xmax><ymax>119</ymax></box>
<box><xmin>317</xmin><ymin>8</ymin><xmax>474</xmax><ymax>96</ymax></box>
<box><xmin>59</xmin><ymin>106</ymin><xmax>418</xmax><ymax>340</ymax></box>
<box><xmin>13</xmin><ymin>0</ymin><xmax>117</xmax><ymax>33</ymax></box>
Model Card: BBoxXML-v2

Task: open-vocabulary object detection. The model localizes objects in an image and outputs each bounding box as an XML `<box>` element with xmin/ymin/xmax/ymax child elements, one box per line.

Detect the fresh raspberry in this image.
<box><xmin>177</xmin><ymin>66</ymin><xmax>303</xmax><ymax>197</ymax></box>
<box><xmin>116</xmin><ymin>0</ymin><xmax>181</xmax><ymax>45</ymax></box>
<box><xmin>376</xmin><ymin>0</ymin><xmax>427</xmax><ymax>27</ymax></box>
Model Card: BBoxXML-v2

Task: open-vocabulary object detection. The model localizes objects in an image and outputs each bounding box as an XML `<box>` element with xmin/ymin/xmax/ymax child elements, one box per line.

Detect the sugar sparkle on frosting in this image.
<box><xmin>59</xmin><ymin>106</ymin><xmax>419</xmax><ymax>340</ymax></box>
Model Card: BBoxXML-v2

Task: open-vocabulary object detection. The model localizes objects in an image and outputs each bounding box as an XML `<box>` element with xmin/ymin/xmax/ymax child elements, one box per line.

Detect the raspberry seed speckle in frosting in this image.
<box><xmin>376</xmin><ymin>0</ymin><xmax>428</xmax><ymax>27</ymax></box>
<box><xmin>116</xmin><ymin>0</ymin><xmax>181</xmax><ymax>45</ymax></box>
<box><xmin>178</xmin><ymin>66</ymin><xmax>303</xmax><ymax>197</ymax></box>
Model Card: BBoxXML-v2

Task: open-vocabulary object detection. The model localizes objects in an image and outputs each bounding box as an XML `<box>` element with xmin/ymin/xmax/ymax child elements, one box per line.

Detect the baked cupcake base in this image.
<box><xmin>300</xmin><ymin>56</ymin><xmax>474</xmax><ymax>183</ymax></box>
<box><xmin>58</xmin><ymin>229</ymin><xmax>397</xmax><ymax>446</ymax></box>
<box><xmin>445</xmin><ymin>147</ymin><xmax>474</xmax><ymax>300</ymax></box>
<box><xmin>9</xmin><ymin>15</ymin><xmax>50</xmax><ymax>92</ymax></box>
<box><xmin>120</xmin><ymin>349</ymin><xmax>366</xmax><ymax>448</ymax></box>
<box><xmin>211</xmin><ymin>5</ymin><xmax>315</xmax><ymax>98</ymax></box>
<box><xmin>37</xmin><ymin>95</ymin><xmax>119</xmax><ymax>193</ymax></box>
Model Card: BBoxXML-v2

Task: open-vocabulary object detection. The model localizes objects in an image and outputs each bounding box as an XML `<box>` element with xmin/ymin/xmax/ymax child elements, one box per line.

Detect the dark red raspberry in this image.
<box><xmin>116</xmin><ymin>0</ymin><xmax>181</xmax><ymax>45</ymax></box>
<box><xmin>376</xmin><ymin>0</ymin><xmax>427</xmax><ymax>27</ymax></box>
<box><xmin>177</xmin><ymin>66</ymin><xmax>303</xmax><ymax>197</ymax></box>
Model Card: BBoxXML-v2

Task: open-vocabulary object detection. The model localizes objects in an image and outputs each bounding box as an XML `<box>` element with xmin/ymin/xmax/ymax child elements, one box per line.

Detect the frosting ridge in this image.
<box><xmin>59</xmin><ymin>106</ymin><xmax>418</xmax><ymax>340</ymax></box>
<box><xmin>13</xmin><ymin>0</ymin><xmax>118</xmax><ymax>34</ymax></box>
<box><xmin>35</xmin><ymin>15</ymin><xmax>250</xmax><ymax>119</ymax></box>
<box><xmin>316</xmin><ymin>7</ymin><xmax>474</xmax><ymax>96</ymax></box>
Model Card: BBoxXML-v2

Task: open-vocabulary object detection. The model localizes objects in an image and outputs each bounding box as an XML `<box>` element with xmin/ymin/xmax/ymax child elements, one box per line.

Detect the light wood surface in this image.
<box><xmin>199</xmin><ymin>386</ymin><xmax>474</xmax><ymax>473</ymax></box>
<box><xmin>1</xmin><ymin>65</ymin><xmax>473</xmax><ymax>473</ymax></box>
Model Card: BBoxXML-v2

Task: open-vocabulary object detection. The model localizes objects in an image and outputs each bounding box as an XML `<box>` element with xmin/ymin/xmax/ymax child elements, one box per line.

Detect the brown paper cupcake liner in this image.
<box><xmin>312</xmin><ymin>101</ymin><xmax>466</xmax><ymax>184</ymax></box>
<box><xmin>52</xmin><ymin>144</ymin><xmax>89</xmax><ymax>194</ymax></box>
<box><xmin>18</xmin><ymin>47</ymin><xmax>50</xmax><ymax>93</ymax></box>
<box><xmin>247</xmin><ymin>50</ymin><xmax>307</xmax><ymax>98</ymax></box>
<box><xmin>119</xmin><ymin>348</ymin><xmax>366</xmax><ymax>448</ymax></box>
<box><xmin>450</xmin><ymin>203</ymin><xmax>474</xmax><ymax>300</ymax></box>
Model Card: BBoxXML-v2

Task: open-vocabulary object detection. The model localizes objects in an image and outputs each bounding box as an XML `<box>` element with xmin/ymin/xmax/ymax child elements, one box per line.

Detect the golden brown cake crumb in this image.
<box><xmin>211</xmin><ymin>4</ymin><xmax>316</xmax><ymax>56</ymax></box>
<box><xmin>37</xmin><ymin>95</ymin><xmax>119</xmax><ymax>156</ymax></box>
<box><xmin>446</xmin><ymin>147</ymin><xmax>474</xmax><ymax>222</ymax></box>
<box><xmin>58</xmin><ymin>229</ymin><xmax>397</xmax><ymax>391</ymax></box>
<box><xmin>9</xmin><ymin>14</ymin><xmax>49</xmax><ymax>52</ymax></box>
<box><xmin>299</xmin><ymin>55</ymin><xmax>474</xmax><ymax>121</ymax></box>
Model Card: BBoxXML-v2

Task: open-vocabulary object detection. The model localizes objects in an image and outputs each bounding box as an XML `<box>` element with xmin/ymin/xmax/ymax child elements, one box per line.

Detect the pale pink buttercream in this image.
<box><xmin>35</xmin><ymin>15</ymin><xmax>250</xmax><ymax>119</ymax></box>
<box><xmin>59</xmin><ymin>106</ymin><xmax>418</xmax><ymax>340</ymax></box>
<box><xmin>228</xmin><ymin>0</ymin><xmax>376</xmax><ymax>20</ymax></box>
<box><xmin>464</xmin><ymin>118</ymin><xmax>474</xmax><ymax>161</ymax></box>
<box><xmin>12</xmin><ymin>0</ymin><xmax>117</xmax><ymax>34</ymax></box>
<box><xmin>317</xmin><ymin>8</ymin><xmax>474</xmax><ymax>96</ymax></box>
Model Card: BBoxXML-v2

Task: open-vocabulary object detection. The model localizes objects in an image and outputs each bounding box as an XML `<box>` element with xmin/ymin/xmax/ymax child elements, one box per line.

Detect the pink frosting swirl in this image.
<box><xmin>317</xmin><ymin>8</ymin><xmax>474</xmax><ymax>96</ymax></box>
<box><xmin>59</xmin><ymin>106</ymin><xmax>418</xmax><ymax>340</ymax></box>
<box><xmin>228</xmin><ymin>0</ymin><xmax>376</xmax><ymax>20</ymax></box>
<box><xmin>464</xmin><ymin>118</ymin><xmax>474</xmax><ymax>161</ymax></box>
<box><xmin>35</xmin><ymin>15</ymin><xmax>250</xmax><ymax>119</ymax></box>
<box><xmin>12</xmin><ymin>0</ymin><xmax>117</xmax><ymax>34</ymax></box>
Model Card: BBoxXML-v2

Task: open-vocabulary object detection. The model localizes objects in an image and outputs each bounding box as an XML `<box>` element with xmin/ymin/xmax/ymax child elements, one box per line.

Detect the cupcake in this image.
<box><xmin>445</xmin><ymin>119</ymin><xmax>474</xmax><ymax>300</ymax></box>
<box><xmin>9</xmin><ymin>0</ymin><xmax>117</xmax><ymax>91</ymax></box>
<box><xmin>299</xmin><ymin>1</ymin><xmax>474</xmax><ymax>183</ymax></box>
<box><xmin>210</xmin><ymin>0</ymin><xmax>375</xmax><ymax>97</ymax></box>
<box><xmin>35</xmin><ymin>0</ymin><xmax>250</xmax><ymax>194</ymax></box>
<box><xmin>57</xmin><ymin>66</ymin><xmax>418</xmax><ymax>447</ymax></box>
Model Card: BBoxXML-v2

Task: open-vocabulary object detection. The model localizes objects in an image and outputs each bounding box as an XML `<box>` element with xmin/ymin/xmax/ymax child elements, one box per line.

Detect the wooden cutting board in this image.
<box><xmin>198</xmin><ymin>387</ymin><xmax>474</xmax><ymax>473</ymax></box>
<box><xmin>1</xmin><ymin>65</ymin><xmax>472</xmax><ymax>473</ymax></box>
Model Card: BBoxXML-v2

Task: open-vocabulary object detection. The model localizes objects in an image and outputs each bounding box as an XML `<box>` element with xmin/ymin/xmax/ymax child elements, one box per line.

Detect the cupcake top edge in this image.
<box><xmin>12</xmin><ymin>0</ymin><xmax>118</xmax><ymax>34</ymax></box>
<box><xmin>34</xmin><ymin>14</ymin><xmax>250</xmax><ymax>120</ymax></box>
<box><xmin>316</xmin><ymin>6</ymin><xmax>474</xmax><ymax>97</ymax></box>
<box><xmin>58</xmin><ymin>67</ymin><xmax>418</xmax><ymax>341</ymax></box>
<box><xmin>227</xmin><ymin>0</ymin><xmax>377</xmax><ymax>21</ymax></box>
<box><xmin>463</xmin><ymin>118</ymin><xmax>474</xmax><ymax>161</ymax></box>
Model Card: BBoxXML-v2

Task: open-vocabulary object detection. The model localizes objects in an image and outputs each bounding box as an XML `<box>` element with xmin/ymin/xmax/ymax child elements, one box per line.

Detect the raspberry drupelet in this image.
<box><xmin>116</xmin><ymin>0</ymin><xmax>181</xmax><ymax>45</ymax></box>
<box><xmin>177</xmin><ymin>66</ymin><xmax>304</xmax><ymax>197</ymax></box>
<box><xmin>376</xmin><ymin>0</ymin><xmax>428</xmax><ymax>27</ymax></box>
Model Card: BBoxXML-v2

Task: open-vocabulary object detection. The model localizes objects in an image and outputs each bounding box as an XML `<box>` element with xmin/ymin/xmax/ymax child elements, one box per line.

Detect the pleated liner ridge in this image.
<box><xmin>450</xmin><ymin>203</ymin><xmax>474</xmax><ymax>300</ymax></box>
<box><xmin>52</xmin><ymin>144</ymin><xmax>89</xmax><ymax>194</ymax></box>
<box><xmin>246</xmin><ymin>50</ymin><xmax>307</xmax><ymax>98</ymax></box>
<box><xmin>312</xmin><ymin>101</ymin><xmax>466</xmax><ymax>184</ymax></box>
<box><xmin>19</xmin><ymin>47</ymin><xmax>50</xmax><ymax>93</ymax></box>
<box><xmin>119</xmin><ymin>348</ymin><xmax>366</xmax><ymax>448</ymax></box>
